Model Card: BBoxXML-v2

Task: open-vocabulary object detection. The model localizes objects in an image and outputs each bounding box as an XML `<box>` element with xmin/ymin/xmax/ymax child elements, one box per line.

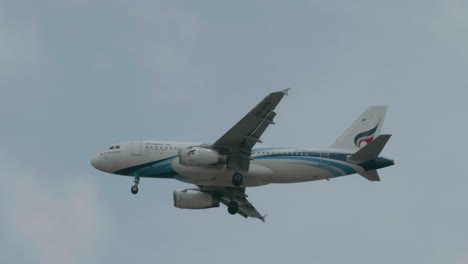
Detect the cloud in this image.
<box><xmin>0</xmin><ymin>2</ymin><xmax>55</xmax><ymax>118</ymax></box>
<box><xmin>0</xmin><ymin>152</ymin><xmax>108</xmax><ymax>264</ymax></box>
<box><xmin>457</xmin><ymin>251</ymin><xmax>468</xmax><ymax>264</ymax></box>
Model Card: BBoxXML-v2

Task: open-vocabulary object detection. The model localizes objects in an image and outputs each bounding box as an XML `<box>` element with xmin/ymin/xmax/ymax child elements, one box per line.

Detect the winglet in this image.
<box><xmin>260</xmin><ymin>215</ymin><xmax>267</xmax><ymax>223</ymax></box>
<box><xmin>280</xmin><ymin>88</ymin><xmax>291</xmax><ymax>96</ymax></box>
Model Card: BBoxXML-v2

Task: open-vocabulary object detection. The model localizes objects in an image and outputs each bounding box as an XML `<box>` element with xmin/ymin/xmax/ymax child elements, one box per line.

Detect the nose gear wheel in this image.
<box><xmin>131</xmin><ymin>177</ymin><xmax>140</xmax><ymax>194</ymax></box>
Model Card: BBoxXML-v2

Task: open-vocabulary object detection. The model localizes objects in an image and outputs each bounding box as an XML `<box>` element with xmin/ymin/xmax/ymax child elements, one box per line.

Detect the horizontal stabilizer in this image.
<box><xmin>348</xmin><ymin>134</ymin><xmax>391</xmax><ymax>164</ymax></box>
<box><xmin>359</xmin><ymin>170</ymin><xmax>380</xmax><ymax>181</ymax></box>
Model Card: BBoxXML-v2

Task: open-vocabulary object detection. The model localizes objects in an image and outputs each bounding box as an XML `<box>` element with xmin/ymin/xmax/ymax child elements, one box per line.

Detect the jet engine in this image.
<box><xmin>179</xmin><ymin>147</ymin><xmax>226</xmax><ymax>167</ymax></box>
<box><xmin>173</xmin><ymin>189</ymin><xmax>220</xmax><ymax>209</ymax></box>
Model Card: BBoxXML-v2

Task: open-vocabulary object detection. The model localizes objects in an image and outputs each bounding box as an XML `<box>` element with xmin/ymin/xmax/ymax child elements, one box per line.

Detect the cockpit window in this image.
<box><xmin>116</xmin><ymin>145</ymin><xmax>120</xmax><ymax>149</ymax></box>
<box><xmin>109</xmin><ymin>146</ymin><xmax>115</xmax><ymax>150</ymax></box>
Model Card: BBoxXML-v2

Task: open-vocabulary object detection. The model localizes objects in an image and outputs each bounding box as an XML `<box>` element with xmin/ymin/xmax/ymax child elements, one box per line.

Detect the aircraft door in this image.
<box><xmin>132</xmin><ymin>141</ymin><xmax>143</xmax><ymax>156</ymax></box>
<box><xmin>320</xmin><ymin>151</ymin><xmax>329</xmax><ymax>166</ymax></box>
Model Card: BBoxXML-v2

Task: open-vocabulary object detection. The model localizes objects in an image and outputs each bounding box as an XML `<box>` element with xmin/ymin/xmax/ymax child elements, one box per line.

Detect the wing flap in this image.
<box><xmin>221</xmin><ymin>197</ymin><xmax>265</xmax><ymax>222</ymax></box>
<box><xmin>200</xmin><ymin>186</ymin><xmax>266</xmax><ymax>222</ymax></box>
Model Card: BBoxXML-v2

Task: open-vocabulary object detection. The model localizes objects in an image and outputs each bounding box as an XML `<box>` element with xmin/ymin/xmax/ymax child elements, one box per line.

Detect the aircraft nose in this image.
<box><xmin>91</xmin><ymin>154</ymin><xmax>103</xmax><ymax>171</ymax></box>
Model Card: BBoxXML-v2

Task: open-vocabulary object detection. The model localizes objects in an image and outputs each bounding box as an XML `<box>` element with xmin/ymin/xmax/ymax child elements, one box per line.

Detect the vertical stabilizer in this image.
<box><xmin>330</xmin><ymin>106</ymin><xmax>387</xmax><ymax>152</ymax></box>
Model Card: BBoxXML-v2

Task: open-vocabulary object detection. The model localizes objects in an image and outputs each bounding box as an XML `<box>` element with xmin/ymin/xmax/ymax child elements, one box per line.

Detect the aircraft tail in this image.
<box><xmin>330</xmin><ymin>106</ymin><xmax>387</xmax><ymax>152</ymax></box>
<box><xmin>348</xmin><ymin>134</ymin><xmax>392</xmax><ymax>182</ymax></box>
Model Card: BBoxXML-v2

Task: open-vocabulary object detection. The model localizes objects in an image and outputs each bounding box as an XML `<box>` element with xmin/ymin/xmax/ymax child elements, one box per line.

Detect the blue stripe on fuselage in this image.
<box><xmin>115</xmin><ymin>151</ymin><xmax>359</xmax><ymax>179</ymax></box>
<box><xmin>114</xmin><ymin>156</ymin><xmax>178</xmax><ymax>178</ymax></box>
<box><xmin>254</xmin><ymin>155</ymin><xmax>357</xmax><ymax>175</ymax></box>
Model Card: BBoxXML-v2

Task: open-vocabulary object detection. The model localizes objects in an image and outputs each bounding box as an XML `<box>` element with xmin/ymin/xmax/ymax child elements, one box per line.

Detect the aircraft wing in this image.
<box><xmin>199</xmin><ymin>186</ymin><xmax>266</xmax><ymax>222</ymax></box>
<box><xmin>212</xmin><ymin>88</ymin><xmax>290</xmax><ymax>171</ymax></box>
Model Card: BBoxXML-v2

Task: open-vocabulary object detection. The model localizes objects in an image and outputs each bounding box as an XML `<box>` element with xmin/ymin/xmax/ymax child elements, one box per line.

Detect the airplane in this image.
<box><xmin>91</xmin><ymin>89</ymin><xmax>394</xmax><ymax>222</ymax></box>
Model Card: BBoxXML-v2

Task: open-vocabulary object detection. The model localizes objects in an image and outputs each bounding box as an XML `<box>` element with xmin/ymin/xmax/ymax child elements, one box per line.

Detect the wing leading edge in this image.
<box><xmin>212</xmin><ymin>88</ymin><xmax>290</xmax><ymax>171</ymax></box>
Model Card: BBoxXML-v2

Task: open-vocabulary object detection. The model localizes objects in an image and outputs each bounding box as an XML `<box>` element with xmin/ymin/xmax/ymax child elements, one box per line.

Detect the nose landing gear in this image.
<box><xmin>131</xmin><ymin>177</ymin><xmax>140</xmax><ymax>194</ymax></box>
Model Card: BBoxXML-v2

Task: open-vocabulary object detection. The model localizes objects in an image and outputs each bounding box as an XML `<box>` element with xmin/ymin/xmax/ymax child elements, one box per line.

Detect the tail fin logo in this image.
<box><xmin>354</xmin><ymin>122</ymin><xmax>379</xmax><ymax>148</ymax></box>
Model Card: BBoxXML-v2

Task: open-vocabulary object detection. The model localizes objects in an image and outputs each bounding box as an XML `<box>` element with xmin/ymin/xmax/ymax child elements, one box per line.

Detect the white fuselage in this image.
<box><xmin>91</xmin><ymin>141</ymin><xmax>368</xmax><ymax>187</ymax></box>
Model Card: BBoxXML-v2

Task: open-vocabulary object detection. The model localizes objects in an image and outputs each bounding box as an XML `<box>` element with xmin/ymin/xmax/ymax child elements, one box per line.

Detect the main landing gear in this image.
<box><xmin>131</xmin><ymin>177</ymin><xmax>140</xmax><ymax>194</ymax></box>
<box><xmin>232</xmin><ymin>172</ymin><xmax>243</xmax><ymax>187</ymax></box>
<box><xmin>227</xmin><ymin>201</ymin><xmax>239</xmax><ymax>215</ymax></box>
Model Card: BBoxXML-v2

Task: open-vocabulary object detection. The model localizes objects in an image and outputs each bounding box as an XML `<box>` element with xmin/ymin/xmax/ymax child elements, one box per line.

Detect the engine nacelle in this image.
<box><xmin>179</xmin><ymin>147</ymin><xmax>226</xmax><ymax>167</ymax></box>
<box><xmin>173</xmin><ymin>189</ymin><xmax>220</xmax><ymax>209</ymax></box>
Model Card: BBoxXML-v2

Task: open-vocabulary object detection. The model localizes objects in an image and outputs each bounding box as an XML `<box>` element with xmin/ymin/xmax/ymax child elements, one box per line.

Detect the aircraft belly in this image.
<box><xmin>253</xmin><ymin>159</ymin><xmax>361</xmax><ymax>183</ymax></box>
<box><xmin>268</xmin><ymin>163</ymin><xmax>330</xmax><ymax>183</ymax></box>
<box><xmin>171</xmin><ymin>160</ymin><xmax>272</xmax><ymax>187</ymax></box>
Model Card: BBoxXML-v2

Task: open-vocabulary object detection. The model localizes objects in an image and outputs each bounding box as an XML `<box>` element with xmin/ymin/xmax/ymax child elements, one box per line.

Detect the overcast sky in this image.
<box><xmin>1</xmin><ymin>1</ymin><xmax>468</xmax><ymax>263</ymax></box>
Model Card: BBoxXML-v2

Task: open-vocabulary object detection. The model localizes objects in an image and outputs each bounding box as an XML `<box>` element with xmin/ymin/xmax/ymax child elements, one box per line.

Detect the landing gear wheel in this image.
<box><xmin>131</xmin><ymin>177</ymin><xmax>140</xmax><ymax>194</ymax></box>
<box><xmin>232</xmin><ymin>173</ymin><xmax>243</xmax><ymax>187</ymax></box>
<box><xmin>227</xmin><ymin>201</ymin><xmax>239</xmax><ymax>215</ymax></box>
<box><xmin>131</xmin><ymin>185</ymin><xmax>139</xmax><ymax>194</ymax></box>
